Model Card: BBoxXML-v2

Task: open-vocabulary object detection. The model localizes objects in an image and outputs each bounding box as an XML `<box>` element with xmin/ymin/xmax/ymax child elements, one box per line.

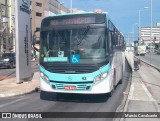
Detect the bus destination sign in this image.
<box><xmin>50</xmin><ymin>17</ymin><xmax>95</xmax><ymax>26</ymax></box>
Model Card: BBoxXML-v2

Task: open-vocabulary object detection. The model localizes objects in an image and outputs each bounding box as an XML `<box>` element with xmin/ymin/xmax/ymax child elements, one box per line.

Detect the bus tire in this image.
<box><xmin>108</xmin><ymin>90</ymin><xmax>113</xmax><ymax>97</ymax></box>
<box><xmin>108</xmin><ymin>84</ymin><xmax>115</xmax><ymax>97</ymax></box>
<box><xmin>108</xmin><ymin>72</ymin><xmax>116</xmax><ymax>97</ymax></box>
<box><xmin>40</xmin><ymin>91</ymin><xmax>52</xmax><ymax>100</ymax></box>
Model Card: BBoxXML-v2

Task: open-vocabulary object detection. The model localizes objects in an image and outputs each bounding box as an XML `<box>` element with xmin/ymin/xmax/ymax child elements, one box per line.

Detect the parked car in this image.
<box><xmin>0</xmin><ymin>52</ymin><xmax>16</xmax><ymax>69</ymax></box>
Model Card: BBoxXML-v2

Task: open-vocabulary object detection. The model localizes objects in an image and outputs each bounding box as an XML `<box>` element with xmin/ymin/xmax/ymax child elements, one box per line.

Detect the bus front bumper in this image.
<box><xmin>40</xmin><ymin>77</ymin><xmax>112</xmax><ymax>94</ymax></box>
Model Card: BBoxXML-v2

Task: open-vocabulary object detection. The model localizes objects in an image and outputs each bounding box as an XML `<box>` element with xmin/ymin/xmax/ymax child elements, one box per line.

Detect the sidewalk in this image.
<box><xmin>0</xmin><ymin>72</ymin><xmax>39</xmax><ymax>97</ymax></box>
<box><xmin>121</xmin><ymin>64</ymin><xmax>160</xmax><ymax>121</ymax></box>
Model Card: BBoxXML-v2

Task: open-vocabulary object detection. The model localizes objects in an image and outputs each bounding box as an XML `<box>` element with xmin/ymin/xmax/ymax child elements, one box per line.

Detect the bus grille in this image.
<box><xmin>47</xmin><ymin>65</ymin><xmax>98</xmax><ymax>74</ymax></box>
<box><xmin>50</xmin><ymin>82</ymin><xmax>92</xmax><ymax>91</ymax></box>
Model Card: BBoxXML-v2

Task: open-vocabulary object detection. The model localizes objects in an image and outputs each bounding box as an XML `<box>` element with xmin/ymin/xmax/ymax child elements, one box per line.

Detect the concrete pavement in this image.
<box><xmin>0</xmin><ymin>72</ymin><xmax>39</xmax><ymax>97</ymax></box>
<box><xmin>119</xmin><ymin>63</ymin><xmax>160</xmax><ymax>121</ymax></box>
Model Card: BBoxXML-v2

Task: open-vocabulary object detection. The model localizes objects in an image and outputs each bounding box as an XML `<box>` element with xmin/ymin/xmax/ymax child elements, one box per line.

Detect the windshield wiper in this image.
<box><xmin>76</xmin><ymin>25</ymin><xmax>90</xmax><ymax>45</ymax></box>
<box><xmin>55</xmin><ymin>30</ymin><xmax>65</xmax><ymax>47</ymax></box>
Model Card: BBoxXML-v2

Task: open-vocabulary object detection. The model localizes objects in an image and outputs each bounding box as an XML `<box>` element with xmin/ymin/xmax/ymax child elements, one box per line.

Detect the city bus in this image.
<box><xmin>39</xmin><ymin>12</ymin><xmax>125</xmax><ymax>100</ymax></box>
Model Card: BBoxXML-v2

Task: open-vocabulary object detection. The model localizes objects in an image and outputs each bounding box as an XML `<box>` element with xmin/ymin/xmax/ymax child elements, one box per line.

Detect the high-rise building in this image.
<box><xmin>72</xmin><ymin>8</ymin><xmax>85</xmax><ymax>13</ymax></box>
<box><xmin>1</xmin><ymin>0</ymin><xmax>70</xmax><ymax>56</ymax></box>
<box><xmin>30</xmin><ymin>0</ymin><xmax>69</xmax><ymax>44</ymax></box>
<box><xmin>140</xmin><ymin>27</ymin><xmax>160</xmax><ymax>46</ymax></box>
<box><xmin>30</xmin><ymin>0</ymin><xmax>69</xmax><ymax>58</ymax></box>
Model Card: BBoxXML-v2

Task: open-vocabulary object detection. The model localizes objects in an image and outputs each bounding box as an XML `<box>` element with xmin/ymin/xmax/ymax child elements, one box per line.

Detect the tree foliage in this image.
<box><xmin>154</xmin><ymin>43</ymin><xmax>160</xmax><ymax>49</ymax></box>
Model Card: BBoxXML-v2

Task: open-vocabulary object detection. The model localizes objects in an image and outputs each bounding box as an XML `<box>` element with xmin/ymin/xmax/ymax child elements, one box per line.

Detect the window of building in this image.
<box><xmin>36</xmin><ymin>12</ymin><xmax>42</xmax><ymax>17</ymax></box>
<box><xmin>36</xmin><ymin>2</ymin><xmax>42</xmax><ymax>7</ymax></box>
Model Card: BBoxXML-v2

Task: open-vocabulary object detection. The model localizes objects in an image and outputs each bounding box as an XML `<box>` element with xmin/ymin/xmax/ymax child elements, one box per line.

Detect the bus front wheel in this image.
<box><xmin>40</xmin><ymin>91</ymin><xmax>54</xmax><ymax>100</ymax></box>
<box><xmin>108</xmin><ymin>72</ymin><xmax>116</xmax><ymax>97</ymax></box>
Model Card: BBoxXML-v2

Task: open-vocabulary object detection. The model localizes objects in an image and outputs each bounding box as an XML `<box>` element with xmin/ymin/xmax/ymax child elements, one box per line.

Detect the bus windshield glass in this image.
<box><xmin>40</xmin><ymin>27</ymin><xmax>107</xmax><ymax>64</ymax></box>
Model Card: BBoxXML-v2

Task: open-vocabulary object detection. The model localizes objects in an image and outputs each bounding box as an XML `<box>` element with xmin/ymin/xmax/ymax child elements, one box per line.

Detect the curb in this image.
<box><xmin>0</xmin><ymin>88</ymin><xmax>38</xmax><ymax>98</ymax></box>
<box><xmin>135</xmin><ymin>56</ymin><xmax>160</xmax><ymax>72</ymax></box>
<box><xmin>119</xmin><ymin>74</ymin><xmax>133</xmax><ymax>121</ymax></box>
<box><xmin>113</xmin><ymin>73</ymin><xmax>132</xmax><ymax>121</ymax></box>
<box><xmin>113</xmin><ymin>58</ymin><xmax>132</xmax><ymax>121</ymax></box>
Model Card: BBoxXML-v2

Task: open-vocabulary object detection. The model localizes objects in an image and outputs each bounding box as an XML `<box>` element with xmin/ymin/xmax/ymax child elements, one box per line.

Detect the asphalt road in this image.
<box><xmin>136</xmin><ymin>53</ymin><xmax>160</xmax><ymax>69</ymax></box>
<box><xmin>0</xmin><ymin>61</ymin><xmax>39</xmax><ymax>81</ymax></box>
<box><xmin>0</xmin><ymin>60</ymin><xmax>131</xmax><ymax>121</ymax></box>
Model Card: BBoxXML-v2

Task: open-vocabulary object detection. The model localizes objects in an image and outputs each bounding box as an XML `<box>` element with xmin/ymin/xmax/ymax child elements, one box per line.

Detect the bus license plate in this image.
<box><xmin>64</xmin><ymin>86</ymin><xmax>76</xmax><ymax>90</ymax></box>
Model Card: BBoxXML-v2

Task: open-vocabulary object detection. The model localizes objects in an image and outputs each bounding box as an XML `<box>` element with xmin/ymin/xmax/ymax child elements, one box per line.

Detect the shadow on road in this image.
<box><xmin>40</xmin><ymin>91</ymin><xmax>110</xmax><ymax>103</ymax></box>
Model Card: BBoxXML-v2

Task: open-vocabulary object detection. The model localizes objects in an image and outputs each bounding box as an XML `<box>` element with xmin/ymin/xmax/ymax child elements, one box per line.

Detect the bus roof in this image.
<box><xmin>42</xmin><ymin>12</ymin><xmax>110</xmax><ymax>21</ymax></box>
<box><xmin>53</xmin><ymin>11</ymin><xmax>108</xmax><ymax>16</ymax></box>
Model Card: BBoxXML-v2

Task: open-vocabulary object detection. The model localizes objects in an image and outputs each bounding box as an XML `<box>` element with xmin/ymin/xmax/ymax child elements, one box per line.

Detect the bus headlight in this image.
<box><xmin>94</xmin><ymin>72</ymin><xmax>108</xmax><ymax>84</ymax></box>
<box><xmin>40</xmin><ymin>72</ymin><xmax>49</xmax><ymax>83</ymax></box>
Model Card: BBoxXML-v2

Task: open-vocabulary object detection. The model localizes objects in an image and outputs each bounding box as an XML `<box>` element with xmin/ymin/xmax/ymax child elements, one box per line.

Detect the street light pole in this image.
<box><xmin>150</xmin><ymin>0</ymin><xmax>152</xmax><ymax>44</ymax></box>
<box><xmin>150</xmin><ymin>0</ymin><xmax>153</xmax><ymax>64</ymax></box>
<box><xmin>139</xmin><ymin>10</ymin><xmax>141</xmax><ymax>45</ymax></box>
<box><xmin>132</xmin><ymin>23</ymin><xmax>138</xmax><ymax>42</ymax></box>
<box><xmin>138</xmin><ymin>7</ymin><xmax>149</xmax><ymax>45</ymax></box>
<box><xmin>70</xmin><ymin>0</ymin><xmax>72</xmax><ymax>13</ymax></box>
<box><xmin>129</xmin><ymin>32</ymin><xmax>133</xmax><ymax>46</ymax></box>
<box><xmin>138</xmin><ymin>7</ymin><xmax>148</xmax><ymax>66</ymax></box>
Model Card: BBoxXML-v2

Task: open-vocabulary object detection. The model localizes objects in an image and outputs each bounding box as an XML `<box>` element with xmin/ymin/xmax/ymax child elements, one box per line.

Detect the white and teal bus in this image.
<box><xmin>39</xmin><ymin>12</ymin><xmax>125</xmax><ymax>99</ymax></box>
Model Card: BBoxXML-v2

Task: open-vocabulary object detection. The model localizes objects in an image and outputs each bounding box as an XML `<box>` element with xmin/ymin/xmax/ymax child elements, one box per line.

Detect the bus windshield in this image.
<box><xmin>40</xmin><ymin>27</ymin><xmax>107</xmax><ymax>64</ymax></box>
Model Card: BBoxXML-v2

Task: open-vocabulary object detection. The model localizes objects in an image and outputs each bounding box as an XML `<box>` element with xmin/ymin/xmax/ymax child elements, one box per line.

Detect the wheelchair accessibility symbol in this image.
<box><xmin>70</xmin><ymin>54</ymin><xmax>80</xmax><ymax>64</ymax></box>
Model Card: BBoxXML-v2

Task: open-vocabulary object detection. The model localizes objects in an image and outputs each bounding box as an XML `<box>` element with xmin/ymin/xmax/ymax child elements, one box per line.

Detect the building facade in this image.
<box><xmin>30</xmin><ymin>0</ymin><xmax>69</xmax><ymax>42</ymax></box>
<box><xmin>0</xmin><ymin>0</ymin><xmax>69</xmax><ymax>55</ymax></box>
<box><xmin>30</xmin><ymin>0</ymin><xmax>69</xmax><ymax>58</ymax></box>
<box><xmin>140</xmin><ymin>27</ymin><xmax>160</xmax><ymax>46</ymax></box>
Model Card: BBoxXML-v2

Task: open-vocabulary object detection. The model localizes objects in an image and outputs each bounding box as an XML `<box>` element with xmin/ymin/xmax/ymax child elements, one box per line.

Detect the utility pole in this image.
<box><xmin>70</xmin><ymin>0</ymin><xmax>72</xmax><ymax>13</ymax></box>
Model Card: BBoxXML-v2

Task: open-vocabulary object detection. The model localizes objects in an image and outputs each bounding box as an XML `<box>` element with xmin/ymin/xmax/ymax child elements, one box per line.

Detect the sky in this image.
<box><xmin>59</xmin><ymin>0</ymin><xmax>160</xmax><ymax>41</ymax></box>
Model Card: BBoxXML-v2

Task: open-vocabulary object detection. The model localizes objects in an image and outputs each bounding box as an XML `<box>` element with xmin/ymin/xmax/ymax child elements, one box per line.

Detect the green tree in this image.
<box><xmin>154</xmin><ymin>43</ymin><xmax>160</xmax><ymax>50</ymax></box>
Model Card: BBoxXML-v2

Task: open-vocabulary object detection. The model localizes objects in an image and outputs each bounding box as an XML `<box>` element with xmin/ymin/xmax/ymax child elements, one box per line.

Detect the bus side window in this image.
<box><xmin>110</xmin><ymin>31</ymin><xmax>115</xmax><ymax>53</ymax></box>
<box><xmin>108</xmin><ymin>31</ymin><xmax>112</xmax><ymax>54</ymax></box>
